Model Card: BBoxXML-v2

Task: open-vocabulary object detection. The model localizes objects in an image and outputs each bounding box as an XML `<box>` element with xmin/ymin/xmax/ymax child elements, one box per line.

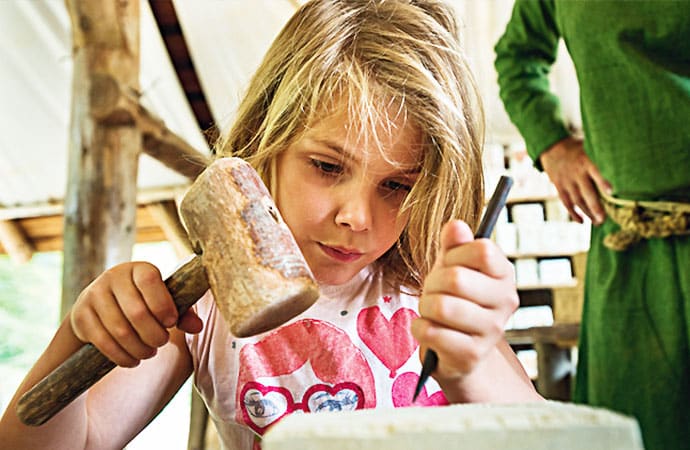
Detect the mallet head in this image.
<box><xmin>180</xmin><ymin>157</ymin><xmax>319</xmax><ymax>337</ymax></box>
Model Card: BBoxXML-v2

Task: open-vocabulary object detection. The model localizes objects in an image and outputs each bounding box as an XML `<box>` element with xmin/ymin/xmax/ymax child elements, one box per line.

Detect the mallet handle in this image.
<box><xmin>16</xmin><ymin>256</ymin><xmax>209</xmax><ymax>426</ymax></box>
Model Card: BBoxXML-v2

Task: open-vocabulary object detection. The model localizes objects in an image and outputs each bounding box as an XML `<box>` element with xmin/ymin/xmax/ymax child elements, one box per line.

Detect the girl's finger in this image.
<box><xmin>441</xmin><ymin>239</ymin><xmax>514</xmax><ymax>280</ymax></box>
<box><xmin>423</xmin><ymin>266</ymin><xmax>509</xmax><ymax>310</ymax></box>
<box><xmin>411</xmin><ymin>318</ymin><xmax>490</xmax><ymax>375</ymax></box>
<box><xmin>110</xmin><ymin>278</ymin><xmax>171</xmax><ymax>351</ymax></box>
<box><xmin>557</xmin><ymin>189</ymin><xmax>583</xmax><ymax>223</ymax></box>
<box><xmin>76</xmin><ymin>295</ymin><xmax>152</xmax><ymax>367</ymax></box>
<box><xmin>439</xmin><ymin>220</ymin><xmax>474</xmax><ymax>256</ymax></box>
<box><xmin>418</xmin><ymin>292</ymin><xmax>497</xmax><ymax>336</ymax></box>
<box><xmin>178</xmin><ymin>309</ymin><xmax>204</xmax><ymax>334</ymax></box>
<box><xmin>93</xmin><ymin>287</ymin><xmax>160</xmax><ymax>361</ymax></box>
<box><xmin>131</xmin><ymin>263</ymin><xmax>178</xmax><ymax>328</ymax></box>
<box><xmin>589</xmin><ymin>166</ymin><xmax>612</xmax><ymax>196</ymax></box>
<box><xmin>578</xmin><ymin>176</ymin><xmax>606</xmax><ymax>224</ymax></box>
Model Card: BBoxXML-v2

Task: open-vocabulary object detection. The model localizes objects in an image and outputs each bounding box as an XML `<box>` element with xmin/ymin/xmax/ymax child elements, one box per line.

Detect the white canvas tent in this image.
<box><xmin>0</xmin><ymin>0</ymin><xmax>580</xmax><ymax>243</ymax></box>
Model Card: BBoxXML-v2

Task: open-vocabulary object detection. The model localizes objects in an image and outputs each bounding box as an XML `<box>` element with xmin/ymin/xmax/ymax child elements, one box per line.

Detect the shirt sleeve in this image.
<box><xmin>494</xmin><ymin>0</ymin><xmax>570</xmax><ymax>168</ymax></box>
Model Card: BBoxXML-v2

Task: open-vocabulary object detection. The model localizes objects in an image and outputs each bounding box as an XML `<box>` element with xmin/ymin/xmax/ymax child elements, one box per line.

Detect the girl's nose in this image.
<box><xmin>334</xmin><ymin>186</ymin><xmax>371</xmax><ymax>232</ymax></box>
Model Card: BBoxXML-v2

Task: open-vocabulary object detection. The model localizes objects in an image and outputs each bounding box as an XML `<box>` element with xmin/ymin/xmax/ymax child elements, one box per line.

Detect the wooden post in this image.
<box><xmin>534</xmin><ymin>342</ymin><xmax>573</xmax><ymax>401</ymax></box>
<box><xmin>62</xmin><ymin>0</ymin><xmax>141</xmax><ymax>316</ymax></box>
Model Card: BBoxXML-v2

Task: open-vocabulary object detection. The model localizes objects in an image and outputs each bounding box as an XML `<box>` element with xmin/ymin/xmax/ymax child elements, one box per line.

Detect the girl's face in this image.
<box><xmin>274</xmin><ymin>108</ymin><xmax>423</xmax><ymax>285</ymax></box>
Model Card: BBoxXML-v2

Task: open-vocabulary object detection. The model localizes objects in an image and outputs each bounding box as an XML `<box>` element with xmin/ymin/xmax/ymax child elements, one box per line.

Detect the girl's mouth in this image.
<box><xmin>318</xmin><ymin>243</ymin><xmax>363</xmax><ymax>263</ymax></box>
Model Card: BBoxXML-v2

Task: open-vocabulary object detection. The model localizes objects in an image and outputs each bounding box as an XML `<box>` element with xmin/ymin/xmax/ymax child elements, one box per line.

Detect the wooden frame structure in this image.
<box><xmin>0</xmin><ymin>1</ymin><xmax>215</xmax><ymax>449</ymax></box>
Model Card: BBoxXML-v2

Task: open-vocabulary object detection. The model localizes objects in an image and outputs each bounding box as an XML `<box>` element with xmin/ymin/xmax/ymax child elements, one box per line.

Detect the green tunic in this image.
<box><xmin>494</xmin><ymin>2</ymin><xmax>690</xmax><ymax>449</ymax></box>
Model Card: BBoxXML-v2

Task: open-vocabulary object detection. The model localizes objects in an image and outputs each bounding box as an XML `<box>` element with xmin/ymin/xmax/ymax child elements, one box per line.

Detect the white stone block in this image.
<box><xmin>509</xmin><ymin>305</ymin><xmax>554</xmax><ymax>329</ymax></box>
<box><xmin>517</xmin><ymin>224</ymin><xmax>544</xmax><ymax>255</ymax></box>
<box><xmin>511</xmin><ymin>203</ymin><xmax>545</xmax><ymax>226</ymax></box>
<box><xmin>495</xmin><ymin>222</ymin><xmax>517</xmax><ymax>255</ymax></box>
<box><xmin>514</xmin><ymin>258</ymin><xmax>539</xmax><ymax>287</ymax></box>
<box><xmin>538</xmin><ymin>258</ymin><xmax>573</xmax><ymax>285</ymax></box>
<box><xmin>540</xmin><ymin>222</ymin><xmax>563</xmax><ymax>252</ymax></box>
<box><xmin>263</xmin><ymin>402</ymin><xmax>644</xmax><ymax>450</ymax></box>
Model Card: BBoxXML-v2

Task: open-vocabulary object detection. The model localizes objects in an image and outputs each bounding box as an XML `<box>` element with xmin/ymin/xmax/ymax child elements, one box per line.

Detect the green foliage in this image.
<box><xmin>0</xmin><ymin>253</ymin><xmax>62</xmax><ymax>368</ymax></box>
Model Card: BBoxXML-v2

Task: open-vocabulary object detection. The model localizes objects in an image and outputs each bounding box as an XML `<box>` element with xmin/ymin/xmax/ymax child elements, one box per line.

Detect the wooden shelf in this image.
<box><xmin>505</xmin><ymin>323</ymin><xmax>579</xmax><ymax>347</ymax></box>
<box><xmin>507</xmin><ymin>251</ymin><xmax>581</xmax><ymax>259</ymax></box>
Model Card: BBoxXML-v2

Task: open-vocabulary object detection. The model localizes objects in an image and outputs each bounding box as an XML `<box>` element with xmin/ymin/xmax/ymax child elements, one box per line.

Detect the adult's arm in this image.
<box><xmin>494</xmin><ymin>0</ymin><xmax>570</xmax><ymax>166</ymax></box>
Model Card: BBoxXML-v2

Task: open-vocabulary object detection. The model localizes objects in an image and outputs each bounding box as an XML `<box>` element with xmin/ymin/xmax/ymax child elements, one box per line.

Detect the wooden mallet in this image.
<box><xmin>16</xmin><ymin>157</ymin><xmax>320</xmax><ymax>426</ymax></box>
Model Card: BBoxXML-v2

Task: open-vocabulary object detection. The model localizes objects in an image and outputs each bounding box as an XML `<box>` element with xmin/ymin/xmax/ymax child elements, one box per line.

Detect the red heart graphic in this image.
<box><xmin>239</xmin><ymin>381</ymin><xmax>367</xmax><ymax>435</ymax></box>
<box><xmin>303</xmin><ymin>382</ymin><xmax>364</xmax><ymax>412</ymax></box>
<box><xmin>392</xmin><ymin>372</ymin><xmax>448</xmax><ymax>407</ymax></box>
<box><xmin>357</xmin><ymin>306</ymin><xmax>419</xmax><ymax>378</ymax></box>
<box><xmin>240</xmin><ymin>382</ymin><xmax>293</xmax><ymax>434</ymax></box>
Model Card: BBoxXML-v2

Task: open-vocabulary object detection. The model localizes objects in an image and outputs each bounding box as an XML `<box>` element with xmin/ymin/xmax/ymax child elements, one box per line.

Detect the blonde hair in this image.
<box><xmin>217</xmin><ymin>0</ymin><xmax>485</xmax><ymax>292</ymax></box>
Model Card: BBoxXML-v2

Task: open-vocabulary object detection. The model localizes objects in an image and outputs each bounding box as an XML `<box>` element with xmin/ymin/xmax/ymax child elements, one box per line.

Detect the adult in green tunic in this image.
<box><xmin>494</xmin><ymin>1</ymin><xmax>690</xmax><ymax>449</ymax></box>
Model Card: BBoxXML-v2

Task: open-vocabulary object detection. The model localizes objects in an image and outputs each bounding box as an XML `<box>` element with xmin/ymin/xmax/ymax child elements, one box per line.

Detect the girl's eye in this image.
<box><xmin>383</xmin><ymin>180</ymin><xmax>413</xmax><ymax>193</ymax></box>
<box><xmin>311</xmin><ymin>159</ymin><xmax>343</xmax><ymax>176</ymax></box>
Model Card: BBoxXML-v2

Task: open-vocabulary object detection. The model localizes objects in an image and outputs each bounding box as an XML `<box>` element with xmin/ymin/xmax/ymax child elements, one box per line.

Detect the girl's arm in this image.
<box><xmin>0</xmin><ymin>262</ymin><xmax>198</xmax><ymax>449</ymax></box>
<box><xmin>412</xmin><ymin>220</ymin><xmax>543</xmax><ymax>403</ymax></box>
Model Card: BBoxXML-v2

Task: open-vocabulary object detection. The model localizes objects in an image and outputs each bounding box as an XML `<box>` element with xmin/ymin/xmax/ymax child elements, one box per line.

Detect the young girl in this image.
<box><xmin>0</xmin><ymin>0</ymin><xmax>541</xmax><ymax>448</ymax></box>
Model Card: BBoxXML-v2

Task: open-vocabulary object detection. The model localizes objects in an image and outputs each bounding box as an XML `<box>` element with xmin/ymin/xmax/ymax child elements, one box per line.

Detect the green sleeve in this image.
<box><xmin>494</xmin><ymin>0</ymin><xmax>570</xmax><ymax>168</ymax></box>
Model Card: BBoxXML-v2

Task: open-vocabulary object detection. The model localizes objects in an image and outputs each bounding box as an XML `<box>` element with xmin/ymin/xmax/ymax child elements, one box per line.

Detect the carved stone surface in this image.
<box><xmin>263</xmin><ymin>401</ymin><xmax>644</xmax><ymax>450</ymax></box>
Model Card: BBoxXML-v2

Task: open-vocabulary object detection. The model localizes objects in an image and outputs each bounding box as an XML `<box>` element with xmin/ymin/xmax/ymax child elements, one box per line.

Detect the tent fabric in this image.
<box><xmin>0</xmin><ymin>0</ymin><xmax>580</xmax><ymax>214</ymax></box>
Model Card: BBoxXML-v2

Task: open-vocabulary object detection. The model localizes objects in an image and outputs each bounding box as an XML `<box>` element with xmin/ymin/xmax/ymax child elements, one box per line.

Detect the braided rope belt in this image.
<box><xmin>600</xmin><ymin>191</ymin><xmax>690</xmax><ymax>251</ymax></box>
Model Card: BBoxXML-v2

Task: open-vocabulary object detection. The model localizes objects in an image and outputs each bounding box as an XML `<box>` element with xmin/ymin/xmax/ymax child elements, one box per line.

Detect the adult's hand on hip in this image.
<box><xmin>539</xmin><ymin>136</ymin><xmax>612</xmax><ymax>225</ymax></box>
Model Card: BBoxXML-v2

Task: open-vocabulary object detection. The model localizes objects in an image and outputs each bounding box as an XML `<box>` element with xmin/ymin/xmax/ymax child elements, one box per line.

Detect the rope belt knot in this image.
<box><xmin>600</xmin><ymin>191</ymin><xmax>690</xmax><ymax>251</ymax></box>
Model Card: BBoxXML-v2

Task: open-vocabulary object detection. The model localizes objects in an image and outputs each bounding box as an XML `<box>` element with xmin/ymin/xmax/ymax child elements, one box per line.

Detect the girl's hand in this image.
<box><xmin>412</xmin><ymin>220</ymin><xmax>519</xmax><ymax>383</ymax></box>
<box><xmin>69</xmin><ymin>262</ymin><xmax>203</xmax><ymax>367</ymax></box>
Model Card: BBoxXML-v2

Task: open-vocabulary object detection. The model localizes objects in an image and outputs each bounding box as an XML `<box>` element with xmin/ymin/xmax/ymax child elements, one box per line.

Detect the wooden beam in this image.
<box><xmin>0</xmin><ymin>204</ymin><xmax>63</xmax><ymax>222</ymax></box>
<box><xmin>0</xmin><ymin>212</ymin><xmax>167</xmax><ymax>255</ymax></box>
<box><xmin>188</xmin><ymin>389</ymin><xmax>209</xmax><ymax>450</ymax></box>
<box><xmin>0</xmin><ymin>186</ymin><xmax>188</xmax><ymax>221</ymax></box>
<box><xmin>88</xmin><ymin>72</ymin><xmax>211</xmax><ymax>179</ymax></box>
<box><xmin>505</xmin><ymin>323</ymin><xmax>580</xmax><ymax>347</ymax></box>
<box><xmin>0</xmin><ymin>220</ymin><xmax>35</xmax><ymax>263</ymax></box>
<box><xmin>140</xmin><ymin>115</ymin><xmax>210</xmax><ymax>179</ymax></box>
<box><xmin>0</xmin><ymin>187</ymin><xmax>190</xmax><ymax>255</ymax></box>
<box><xmin>0</xmin><ymin>206</ymin><xmax>177</xmax><ymax>255</ymax></box>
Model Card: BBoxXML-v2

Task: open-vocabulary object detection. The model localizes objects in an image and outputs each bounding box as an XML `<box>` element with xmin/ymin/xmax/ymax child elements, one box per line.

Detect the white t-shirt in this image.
<box><xmin>186</xmin><ymin>265</ymin><xmax>448</xmax><ymax>450</ymax></box>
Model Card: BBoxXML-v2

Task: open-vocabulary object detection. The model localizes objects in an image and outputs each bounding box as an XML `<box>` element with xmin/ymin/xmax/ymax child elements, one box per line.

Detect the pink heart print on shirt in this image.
<box><xmin>357</xmin><ymin>305</ymin><xmax>419</xmax><ymax>378</ymax></box>
<box><xmin>237</xmin><ymin>319</ymin><xmax>376</xmax><ymax>435</ymax></box>
<box><xmin>391</xmin><ymin>371</ymin><xmax>448</xmax><ymax>407</ymax></box>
